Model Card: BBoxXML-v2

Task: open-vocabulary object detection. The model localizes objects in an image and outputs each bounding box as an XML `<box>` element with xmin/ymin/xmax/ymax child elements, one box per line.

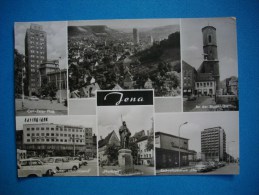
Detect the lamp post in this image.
<box><xmin>70</xmin><ymin>135</ymin><xmax>76</xmax><ymax>157</ymax></box>
<box><xmin>21</xmin><ymin>67</ymin><xmax>25</xmax><ymax>110</ymax></box>
<box><xmin>178</xmin><ymin>122</ymin><xmax>188</xmax><ymax>168</ymax></box>
<box><xmin>57</xmin><ymin>57</ymin><xmax>62</xmax><ymax>104</ymax></box>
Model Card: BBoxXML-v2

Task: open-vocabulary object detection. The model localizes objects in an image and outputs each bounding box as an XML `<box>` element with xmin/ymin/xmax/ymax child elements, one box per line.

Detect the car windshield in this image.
<box><xmin>46</xmin><ymin>158</ymin><xmax>54</xmax><ymax>163</ymax></box>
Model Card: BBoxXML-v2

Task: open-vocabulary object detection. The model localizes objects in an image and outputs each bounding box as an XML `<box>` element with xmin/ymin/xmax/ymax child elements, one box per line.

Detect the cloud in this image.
<box><xmin>97</xmin><ymin>106</ymin><xmax>153</xmax><ymax>139</ymax></box>
<box><xmin>14</xmin><ymin>21</ymin><xmax>68</xmax><ymax>69</ymax></box>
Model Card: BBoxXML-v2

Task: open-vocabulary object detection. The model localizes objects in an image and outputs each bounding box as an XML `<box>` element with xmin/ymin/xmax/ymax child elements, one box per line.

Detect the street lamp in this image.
<box><xmin>178</xmin><ymin>122</ymin><xmax>188</xmax><ymax>168</ymax></box>
<box><xmin>70</xmin><ymin>135</ymin><xmax>76</xmax><ymax>157</ymax></box>
<box><xmin>21</xmin><ymin>67</ymin><xmax>26</xmax><ymax>110</ymax></box>
<box><xmin>58</xmin><ymin>57</ymin><xmax>62</xmax><ymax>104</ymax></box>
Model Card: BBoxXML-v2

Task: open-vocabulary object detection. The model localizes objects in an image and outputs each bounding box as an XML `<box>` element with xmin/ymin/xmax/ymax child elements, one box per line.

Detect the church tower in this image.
<box><xmin>201</xmin><ymin>26</ymin><xmax>220</xmax><ymax>90</ymax></box>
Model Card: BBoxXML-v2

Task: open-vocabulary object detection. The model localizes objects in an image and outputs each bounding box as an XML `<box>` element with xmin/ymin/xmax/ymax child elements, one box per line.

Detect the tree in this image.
<box><xmin>104</xmin><ymin>143</ymin><xmax>119</xmax><ymax>164</ymax></box>
<box><xmin>39</xmin><ymin>81</ymin><xmax>58</xmax><ymax>98</ymax></box>
<box><xmin>14</xmin><ymin>49</ymin><xmax>26</xmax><ymax>96</ymax></box>
<box><xmin>129</xmin><ymin>142</ymin><xmax>139</xmax><ymax>164</ymax></box>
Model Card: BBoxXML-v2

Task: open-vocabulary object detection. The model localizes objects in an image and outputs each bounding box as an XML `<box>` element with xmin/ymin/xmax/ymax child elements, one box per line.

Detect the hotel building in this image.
<box><xmin>201</xmin><ymin>126</ymin><xmax>226</xmax><ymax>161</ymax></box>
<box><xmin>22</xmin><ymin>123</ymin><xmax>93</xmax><ymax>156</ymax></box>
<box><xmin>25</xmin><ymin>24</ymin><xmax>47</xmax><ymax>96</ymax></box>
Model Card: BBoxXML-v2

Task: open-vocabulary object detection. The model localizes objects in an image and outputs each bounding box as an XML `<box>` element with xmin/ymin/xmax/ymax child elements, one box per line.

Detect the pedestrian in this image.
<box><xmin>50</xmin><ymin>97</ymin><xmax>53</xmax><ymax>103</ymax></box>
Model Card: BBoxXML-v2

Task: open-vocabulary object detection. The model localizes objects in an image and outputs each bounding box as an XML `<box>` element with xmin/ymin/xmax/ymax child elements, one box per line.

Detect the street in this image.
<box><xmin>16</xmin><ymin>99</ymin><xmax>67</xmax><ymax>116</ymax></box>
<box><xmin>54</xmin><ymin>158</ymin><xmax>97</xmax><ymax>176</ymax></box>
<box><xmin>156</xmin><ymin>163</ymin><xmax>239</xmax><ymax>175</ymax></box>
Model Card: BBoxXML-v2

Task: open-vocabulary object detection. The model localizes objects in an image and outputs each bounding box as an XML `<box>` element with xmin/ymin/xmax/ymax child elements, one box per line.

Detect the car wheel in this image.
<box><xmin>72</xmin><ymin>166</ymin><xmax>78</xmax><ymax>171</ymax></box>
<box><xmin>28</xmin><ymin>174</ymin><xmax>38</xmax><ymax>177</ymax></box>
<box><xmin>46</xmin><ymin>169</ymin><xmax>54</xmax><ymax>176</ymax></box>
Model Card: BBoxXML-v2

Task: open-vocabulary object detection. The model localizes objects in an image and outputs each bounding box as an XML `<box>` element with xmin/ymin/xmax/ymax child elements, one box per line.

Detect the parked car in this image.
<box><xmin>18</xmin><ymin>158</ymin><xmax>56</xmax><ymax>176</ymax></box>
<box><xmin>72</xmin><ymin>157</ymin><xmax>88</xmax><ymax>166</ymax></box>
<box><xmin>43</xmin><ymin>157</ymin><xmax>80</xmax><ymax>171</ymax></box>
<box><xmin>28</xmin><ymin>96</ymin><xmax>39</xmax><ymax>101</ymax></box>
<box><xmin>208</xmin><ymin>161</ymin><xmax>218</xmax><ymax>170</ymax></box>
<box><xmin>17</xmin><ymin>164</ymin><xmax>43</xmax><ymax>177</ymax></box>
<box><xmin>65</xmin><ymin>156</ymin><xmax>83</xmax><ymax>167</ymax></box>
<box><xmin>195</xmin><ymin>162</ymin><xmax>212</xmax><ymax>172</ymax></box>
<box><xmin>187</xmin><ymin>94</ymin><xmax>196</xmax><ymax>101</ymax></box>
<box><xmin>218</xmin><ymin>161</ymin><xmax>226</xmax><ymax>167</ymax></box>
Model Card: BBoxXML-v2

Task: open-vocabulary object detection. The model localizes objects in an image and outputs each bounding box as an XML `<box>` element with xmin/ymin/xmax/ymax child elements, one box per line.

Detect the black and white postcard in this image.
<box><xmin>14</xmin><ymin>18</ymin><xmax>239</xmax><ymax>178</ymax></box>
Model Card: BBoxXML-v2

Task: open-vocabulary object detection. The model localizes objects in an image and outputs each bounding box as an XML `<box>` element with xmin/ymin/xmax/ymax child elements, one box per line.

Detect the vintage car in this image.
<box><xmin>43</xmin><ymin>157</ymin><xmax>80</xmax><ymax>171</ymax></box>
<box><xmin>68</xmin><ymin>157</ymin><xmax>88</xmax><ymax>166</ymax></box>
<box><xmin>17</xmin><ymin>164</ymin><xmax>43</xmax><ymax>177</ymax></box>
<box><xmin>18</xmin><ymin>158</ymin><xmax>56</xmax><ymax>176</ymax></box>
<box><xmin>28</xmin><ymin>96</ymin><xmax>39</xmax><ymax>101</ymax></box>
<box><xmin>195</xmin><ymin>162</ymin><xmax>212</xmax><ymax>172</ymax></box>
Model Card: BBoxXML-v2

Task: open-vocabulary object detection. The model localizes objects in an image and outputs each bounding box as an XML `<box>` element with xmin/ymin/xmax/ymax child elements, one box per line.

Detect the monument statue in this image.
<box><xmin>119</xmin><ymin>121</ymin><xmax>131</xmax><ymax>149</ymax></box>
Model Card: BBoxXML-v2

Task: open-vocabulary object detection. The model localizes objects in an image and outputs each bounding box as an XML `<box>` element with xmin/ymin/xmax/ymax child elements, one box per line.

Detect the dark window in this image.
<box><xmin>208</xmin><ymin>35</ymin><xmax>212</xmax><ymax>43</ymax></box>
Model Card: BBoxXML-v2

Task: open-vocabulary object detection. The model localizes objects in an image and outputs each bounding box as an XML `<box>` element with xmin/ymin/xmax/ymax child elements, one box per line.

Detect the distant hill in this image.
<box><xmin>136</xmin><ymin>31</ymin><xmax>180</xmax><ymax>64</ymax></box>
<box><xmin>140</xmin><ymin>25</ymin><xmax>180</xmax><ymax>41</ymax></box>
<box><xmin>68</xmin><ymin>25</ymin><xmax>125</xmax><ymax>38</ymax></box>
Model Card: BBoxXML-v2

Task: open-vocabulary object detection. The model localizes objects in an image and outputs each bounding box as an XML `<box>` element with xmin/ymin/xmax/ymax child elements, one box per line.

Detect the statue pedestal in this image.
<box><xmin>118</xmin><ymin>149</ymin><xmax>134</xmax><ymax>173</ymax></box>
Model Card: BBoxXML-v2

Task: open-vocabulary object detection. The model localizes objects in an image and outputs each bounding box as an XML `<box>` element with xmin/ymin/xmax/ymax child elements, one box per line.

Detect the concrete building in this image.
<box><xmin>133</xmin><ymin>28</ymin><xmax>139</xmax><ymax>45</ymax></box>
<box><xmin>201</xmin><ymin>126</ymin><xmax>226</xmax><ymax>161</ymax></box>
<box><xmin>226</xmin><ymin>77</ymin><xmax>238</xmax><ymax>96</ymax></box>
<box><xmin>155</xmin><ymin>132</ymin><xmax>193</xmax><ymax>169</ymax></box>
<box><xmin>195</xmin><ymin>73</ymin><xmax>216</xmax><ymax>96</ymax></box>
<box><xmin>144</xmin><ymin>78</ymin><xmax>153</xmax><ymax>89</ymax></box>
<box><xmin>136</xmin><ymin>136</ymin><xmax>153</xmax><ymax>165</ymax></box>
<box><xmin>39</xmin><ymin>60</ymin><xmax>67</xmax><ymax>100</ymax></box>
<box><xmin>183</xmin><ymin>61</ymin><xmax>197</xmax><ymax>96</ymax></box>
<box><xmin>25</xmin><ymin>24</ymin><xmax>47</xmax><ymax>96</ymax></box>
<box><xmin>22</xmin><ymin>123</ymin><xmax>93</xmax><ymax>156</ymax></box>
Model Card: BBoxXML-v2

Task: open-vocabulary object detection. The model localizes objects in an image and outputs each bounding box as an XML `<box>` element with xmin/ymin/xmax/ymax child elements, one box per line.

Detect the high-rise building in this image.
<box><xmin>25</xmin><ymin>24</ymin><xmax>47</xmax><ymax>96</ymax></box>
<box><xmin>133</xmin><ymin>28</ymin><xmax>139</xmax><ymax>45</ymax></box>
<box><xmin>201</xmin><ymin>126</ymin><xmax>226</xmax><ymax>161</ymax></box>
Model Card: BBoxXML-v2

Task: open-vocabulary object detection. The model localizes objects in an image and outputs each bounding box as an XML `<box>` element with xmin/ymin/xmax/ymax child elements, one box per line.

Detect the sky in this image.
<box><xmin>16</xmin><ymin>115</ymin><xmax>96</xmax><ymax>134</ymax></box>
<box><xmin>97</xmin><ymin>105</ymin><xmax>153</xmax><ymax>140</ymax></box>
<box><xmin>15</xmin><ymin>21</ymin><xmax>68</xmax><ymax>69</ymax></box>
<box><xmin>155</xmin><ymin>111</ymin><xmax>239</xmax><ymax>158</ymax></box>
<box><xmin>68</xmin><ymin>18</ymin><xmax>180</xmax><ymax>30</ymax></box>
<box><xmin>181</xmin><ymin>17</ymin><xmax>238</xmax><ymax>81</ymax></box>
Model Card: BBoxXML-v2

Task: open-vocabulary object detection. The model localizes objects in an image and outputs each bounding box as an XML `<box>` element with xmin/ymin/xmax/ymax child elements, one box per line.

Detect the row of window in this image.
<box><xmin>29</xmin><ymin>32</ymin><xmax>45</xmax><ymax>38</ymax></box>
<box><xmin>29</xmin><ymin>54</ymin><xmax>45</xmax><ymax>60</ymax></box>
<box><xmin>26</xmin><ymin>138</ymin><xmax>84</xmax><ymax>143</ymax></box>
<box><xmin>196</xmin><ymin>82</ymin><xmax>213</xmax><ymax>88</ymax></box>
<box><xmin>26</xmin><ymin>127</ymin><xmax>86</xmax><ymax>133</ymax></box>
<box><xmin>139</xmin><ymin>154</ymin><xmax>152</xmax><ymax>158</ymax></box>
<box><xmin>27</xmin><ymin>133</ymin><xmax>84</xmax><ymax>138</ymax></box>
<box><xmin>29</xmin><ymin>37</ymin><xmax>45</xmax><ymax>42</ymax></box>
<box><xmin>30</xmin><ymin>50</ymin><xmax>45</xmax><ymax>55</ymax></box>
<box><xmin>139</xmin><ymin>149</ymin><xmax>151</xmax><ymax>153</ymax></box>
<box><xmin>29</xmin><ymin>45</ymin><xmax>45</xmax><ymax>50</ymax></box>
<box><xmin>29</xmin><ymin>41</ymin><xmax>45</xmax><ymax>46</ymax></box>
